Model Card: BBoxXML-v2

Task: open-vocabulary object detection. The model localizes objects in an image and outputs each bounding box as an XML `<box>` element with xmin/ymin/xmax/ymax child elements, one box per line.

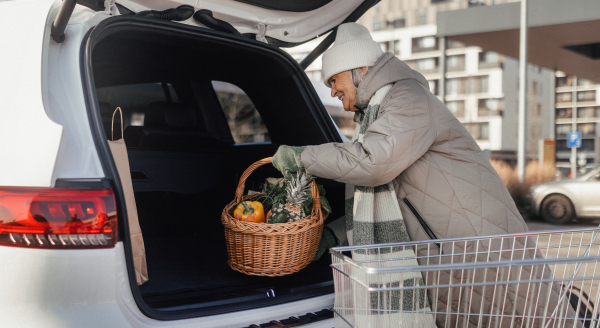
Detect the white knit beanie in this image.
<box><xmin>322</xmin><ymin>23</ymin><xmax>383</xmax><ymax>88</ymax></box>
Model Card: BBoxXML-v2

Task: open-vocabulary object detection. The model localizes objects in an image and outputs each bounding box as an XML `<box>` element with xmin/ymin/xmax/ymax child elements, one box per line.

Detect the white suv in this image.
<box><xmin>0</xmin><ymin>0</ymin><xmax>375</xmax><ymax>327</ymax></box>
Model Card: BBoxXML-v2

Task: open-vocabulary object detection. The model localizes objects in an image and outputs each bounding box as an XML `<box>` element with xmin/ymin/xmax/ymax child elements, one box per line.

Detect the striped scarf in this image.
<box><xmin>342</xmin><ymin>84</ymin><xmax>435</xmax><ymax>327</ymax></box>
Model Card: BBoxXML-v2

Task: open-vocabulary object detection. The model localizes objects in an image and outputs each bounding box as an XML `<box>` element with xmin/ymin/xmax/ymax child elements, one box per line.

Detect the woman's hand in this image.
<box><xmin>272</xmin><ymin>145</ymin><xmax>306</xmax><ymax>179</ymax></box>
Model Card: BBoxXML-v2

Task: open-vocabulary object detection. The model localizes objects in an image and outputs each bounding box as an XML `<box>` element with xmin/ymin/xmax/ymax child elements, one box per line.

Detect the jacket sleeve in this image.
<box><xmin>301</xmin><ymin>82</ymin><xmax>436</xmax><ymax>187</ymax></box>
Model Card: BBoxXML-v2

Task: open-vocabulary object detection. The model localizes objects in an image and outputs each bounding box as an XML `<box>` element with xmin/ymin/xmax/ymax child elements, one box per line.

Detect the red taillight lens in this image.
<box><xmin>0</xmin><ymin>188</ymin><xmax>117</xmax><ymax>248</ymax></box>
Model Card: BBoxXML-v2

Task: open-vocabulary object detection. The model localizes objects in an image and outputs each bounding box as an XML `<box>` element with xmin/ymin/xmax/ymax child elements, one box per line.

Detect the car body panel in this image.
<box><xmin>580</xmin><ymin>173</ymin><xmax>600</xmax><ymax>216</ymax></box>
<box><xmin>46</xmin><ymin>5</ymin><xmax>109</xmax><ymax>182</ymax></box>
<box><xmin>118</xmin><ymin>0</ymin><xmax>364</xmax><ymax>44</ymax></box>
<box><xmin>530</xmin><ymin>168</ymin><xmax>600</xmax><ymax>218</ymax></box>
<box><xmin>0</xmin><ymin>0</ymin><xmax>63</xmax><ymax>187</ymax></box>
<box><xmin>0</xmin><ymin>241</ymin><xmax>334</xmax><ymax>327</ymax></box>
<box><xmin>0</xmin><ymin>243</ymin><xmax>129</xmax><ymax>327</ymax></box>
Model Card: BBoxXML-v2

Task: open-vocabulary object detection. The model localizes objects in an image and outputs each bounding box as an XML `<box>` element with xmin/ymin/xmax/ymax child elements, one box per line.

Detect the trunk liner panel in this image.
<box><xmin>136</xmin><ymin>191</ymin><xmax>333</xmax><ymax>309</ymax></box>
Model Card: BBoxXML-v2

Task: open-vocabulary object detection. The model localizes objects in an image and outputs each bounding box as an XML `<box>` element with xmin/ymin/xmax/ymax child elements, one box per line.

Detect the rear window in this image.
<box><xmin>212</xmin><ymin>81</ymin><xmax>270</xmax><ymax>144</ymax></box>
<box><xmin>96</xmin><ymin>83</ymin><xmax>180</xmax><ymax>130</ymax></box>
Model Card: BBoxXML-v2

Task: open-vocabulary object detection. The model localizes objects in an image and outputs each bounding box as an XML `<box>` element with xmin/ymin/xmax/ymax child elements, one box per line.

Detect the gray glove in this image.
<box><xmin>272</xmin><ymin>145</ymin><xmax>306</xmax><ymax>180</ymax></box>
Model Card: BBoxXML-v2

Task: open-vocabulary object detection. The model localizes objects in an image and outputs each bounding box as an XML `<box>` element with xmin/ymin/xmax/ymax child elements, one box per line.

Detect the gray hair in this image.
<box><xmin>351</xmin><ymin>66</ymin><xmax>372</xmax><ymax>88</ymax></box>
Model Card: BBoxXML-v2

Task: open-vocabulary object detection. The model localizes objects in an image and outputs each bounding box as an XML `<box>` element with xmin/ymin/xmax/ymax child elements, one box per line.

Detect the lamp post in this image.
<box><xmin>517</xmin><ymin>0</ymin><xmax>528</xmax><ymax>183</ymax></box>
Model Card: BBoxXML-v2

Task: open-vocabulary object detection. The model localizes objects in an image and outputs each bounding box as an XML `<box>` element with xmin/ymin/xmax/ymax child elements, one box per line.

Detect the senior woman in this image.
<box><xmin>274</xmin><ymin>22</ymin><xmax>527</xmax><ymax>249</ymax></box>
<box><xmin>272</xmin><ymin>23</ymin><xmax>571</xmax><ymax>328</ymax></box>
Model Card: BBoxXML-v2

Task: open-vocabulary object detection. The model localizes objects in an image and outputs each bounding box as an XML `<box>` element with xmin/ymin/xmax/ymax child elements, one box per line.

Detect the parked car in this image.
<box><xmin>528</xmin><ymin>167</ymin><xmax>600</xmax><ymax>224</ymax></box>
<box><xmin>0</xmin><ymin>0</ymin><xmax>377</xmax><ymax>326</ymax></box>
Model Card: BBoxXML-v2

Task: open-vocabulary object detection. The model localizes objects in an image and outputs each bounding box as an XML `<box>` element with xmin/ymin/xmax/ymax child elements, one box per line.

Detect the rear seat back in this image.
<box><xmin>123</xmin><ymin>101</ymin><xmax>232</xmax><ymax>194</ymax></box>
<box><xmin>124</xmin><ymin>101</ymin><xmax>229</xmax><ymax>151</ymax></box>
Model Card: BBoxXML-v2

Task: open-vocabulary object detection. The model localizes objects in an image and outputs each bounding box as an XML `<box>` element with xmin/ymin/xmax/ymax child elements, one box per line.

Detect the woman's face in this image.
<box><xmin>329</xmin><ymin>70</ymin><xmax>357</xmax><ymax>112</ymax></box>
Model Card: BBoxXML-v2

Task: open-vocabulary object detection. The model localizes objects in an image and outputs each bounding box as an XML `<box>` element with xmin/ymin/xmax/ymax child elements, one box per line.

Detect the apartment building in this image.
<box><xmin>286</xmin><ymin>0</ymin><xmax>554</xmax><ymax>162</ymax></box>
<box><xmin>554</xmin><ymin>73</ymin><xmax>600</xmax><ymax>173</ymax></box>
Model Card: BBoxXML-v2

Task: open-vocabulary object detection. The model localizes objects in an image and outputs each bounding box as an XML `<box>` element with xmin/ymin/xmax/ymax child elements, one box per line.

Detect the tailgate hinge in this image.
<box><xmin>104</xmin><ymin>0</ymin><xmax>119</xmax><ymax>16</ymax></box>
<box><xmin>255</xmin><ymin>23</ymin><xmax>271</xmax><ymax>44</ymax></box>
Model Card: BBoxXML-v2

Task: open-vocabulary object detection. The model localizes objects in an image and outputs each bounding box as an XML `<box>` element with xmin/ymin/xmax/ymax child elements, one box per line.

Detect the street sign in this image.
<box><xmin>567</xmin><ymin>131</ymin><xmax>582</xmax><ymax>148</ymax></box>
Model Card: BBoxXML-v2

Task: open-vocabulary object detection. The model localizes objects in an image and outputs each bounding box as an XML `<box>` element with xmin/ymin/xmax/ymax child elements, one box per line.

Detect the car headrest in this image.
<box><xmin>144</xmin><ymin>101</ymin><xmax>197</xmax><ymax>129</ymax></box>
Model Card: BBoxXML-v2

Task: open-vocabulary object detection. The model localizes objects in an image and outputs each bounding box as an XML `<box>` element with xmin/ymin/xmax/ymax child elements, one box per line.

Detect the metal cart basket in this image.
<box><xmin>330</xmin><ymin>228</ymin><xmax>600</xmax><ymax>328</ymax></box>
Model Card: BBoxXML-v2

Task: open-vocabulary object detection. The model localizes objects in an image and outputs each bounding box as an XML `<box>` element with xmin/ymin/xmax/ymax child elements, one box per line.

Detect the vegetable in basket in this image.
<box><xmin>233</xmin><ymin>201</ymin><xmax>265</xmax><ymax>223</ymax></box>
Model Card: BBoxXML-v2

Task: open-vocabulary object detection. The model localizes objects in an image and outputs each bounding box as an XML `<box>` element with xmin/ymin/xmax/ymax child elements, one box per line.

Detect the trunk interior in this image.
<box><xmin>88</xmin><ymin>19</ymin><xmax>343</xmax><ymax>315</ymax></box>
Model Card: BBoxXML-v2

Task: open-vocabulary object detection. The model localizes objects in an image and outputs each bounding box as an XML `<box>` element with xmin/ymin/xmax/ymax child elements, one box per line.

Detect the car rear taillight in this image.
<box><xmin>0</xmin><ymin>188</ymin><xmax>117</xmax><ymax>249</ymax></box>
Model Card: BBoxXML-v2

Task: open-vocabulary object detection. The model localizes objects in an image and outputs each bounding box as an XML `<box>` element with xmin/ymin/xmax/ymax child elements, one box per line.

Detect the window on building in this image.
<box><xmin>447</xmin><ymin>101</ymin><xmax>465</xmax><ymax>118</ymax></box>
<box><xmin>373</xmin><ymin>19</ymin><xmax>385</xmax><ymax>31</ymax></box>
<box><xmin>463</xmin><ymin>123</ymin><xmax>489</xmax><ymax>140</ymax></box>
<box><xmin>578</xmin><ymin>106</ymin><xmax>600</xmax><ymax>118</ymax></box>
<box><xmin>473</xmin><ymin>76</ymin><xmax>489</xmax><ymax>94</ymax></box>
<box><xmin>556</xmin><ymin>76</ymin><xmax>573</xmax><ymax>88</ymax></box>
<box><xmin>556</xmin><ymin>92</ymin><xmax>572</xmax><ymax>104</ymax></box>
<box><xmin>556</xmin><ymin>108</ymin><xmax>572</xmax><ymax>119</ymax></box>
<box><xmin>212</xmin><ymin>81</ymin><xmax>269</xmax><ymax>144</ymax></box>
<box><xmin>577</xmin><ymin>90</ymin><xmax>596</xmax><ymax>102</ymax></box>
<box><xmin>468</xmin><ymin>0</ymin><xmax>485</xmax><ymax>6</ymax></box>
<box><xmin>578</xmin><ymin>123</ymin><xmax>598</xmax><ymax>137</ymax></box>
<box><xmin>416</xmin><ymin>58</ymin><xmax>438</xmax><ymax>72</ymax></box>
<box><xmin>535</xmin><ymin>104</ymin><xmax>542</xmax><ymax>116</ymax></box>
<box><xmin>418</xmin><ymin>13</ymin><xmax>428</xmax><ymax>25</ymax></box>
<box><xmin>478</xmin><ymin>99</ymin><xmax>503</xmax><ymax>116</ymax></box>
<box><xmin>389</xmin><ymin>18</ymin><xmax>406</xmax><ymax>29</ymax></box>
<box><xmin>412</xmin><ymin>36</ymin><xmax>438</xmax><ymax>53</ymax></box>
<box><xmin>446</xmin><ymin>79</ymin><xmax>457</xmax><ymax>96</ymax></box>
<box><xmin>392</xmin><ymin>40</ymin><xmax>401</xmax><ymax>56</ymax></box>
<box><xmin>531</xmin><ymin>81</ymin><xmax>537</xmax><ymax>95</ymax></box>
<box><xmin>479</xmin><ymin>52</ymin><xmax>501</xmax><ymax>69</ymax></box>
<box><xmin>431</xmin><ymin>0</ymin><xmax>450</xmax><ymax>3</ymax></box>
<box><xmin>379</xmin><ymin>42</ymin><xmax>388</xmax><ymax>52</ymax></box>
<box><xmin>446</xmin><ymin>77</ymin><xmax>469</xmax><ymax>96</ymax></box>
<box><xmin>479</xmin><ymin>51</ymin><xmax>499</xmax><ymax>63</ymax></box>
<box><xmin>555</xmin><ymin>124</ymin><xmax>570</xmax><ymax>137</ymax></box>
<box><xmin>428</xmin><ymin>80</ymin><xmax>438</xmax><ymax>95</ymax></box>
<box><xmin>446</xmin><ymin>55</ymin><xmax>465</xmax><ymax>72</ymax></box>
<box><xmin>577</xmin><ymin>78</ymin><xmax>595</xmax><ymax>87</ymax></box>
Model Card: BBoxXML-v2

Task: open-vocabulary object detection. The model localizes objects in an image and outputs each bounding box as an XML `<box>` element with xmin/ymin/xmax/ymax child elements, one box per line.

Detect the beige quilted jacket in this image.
<box><xmin>302</xmin><ymin>53</ymin><xmax>577</xmax><ymax>327</ymax></box>
<box><xmin>302</xmin><ymin>52</ymin><xmax>528</xmax><ymax>241</ymax></box>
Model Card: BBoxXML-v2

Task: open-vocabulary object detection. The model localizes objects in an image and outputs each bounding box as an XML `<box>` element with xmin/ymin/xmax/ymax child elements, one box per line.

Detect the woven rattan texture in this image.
<box><xmin>221</xmin><ymin>158</ymin><xmax>324</xmax><ymax>277</ymax></box>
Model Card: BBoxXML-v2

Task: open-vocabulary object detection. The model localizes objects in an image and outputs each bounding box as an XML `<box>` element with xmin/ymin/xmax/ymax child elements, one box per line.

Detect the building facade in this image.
<box><xmin>554</xmin><ymin>73</ymin><xmax>600</xmax><ymax>175</ymax></box>
<box><xmin>285</xmin><ymin>0</ymin><xmax>555</xmax><ymax>163</ymax></box>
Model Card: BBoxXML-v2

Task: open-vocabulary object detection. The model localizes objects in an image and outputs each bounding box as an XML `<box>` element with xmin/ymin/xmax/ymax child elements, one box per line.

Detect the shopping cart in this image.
<box><xmin>330</xmin><ymin>227</ymin><xmax>600</xmax><ymax>328</ymax></box>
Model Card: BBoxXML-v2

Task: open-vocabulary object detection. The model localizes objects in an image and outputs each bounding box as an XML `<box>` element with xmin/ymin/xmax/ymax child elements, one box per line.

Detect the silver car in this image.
<box><xmin>529</xmin><ymin>167</ymin><xmax>600</xmax><ymax>224</ymax></box>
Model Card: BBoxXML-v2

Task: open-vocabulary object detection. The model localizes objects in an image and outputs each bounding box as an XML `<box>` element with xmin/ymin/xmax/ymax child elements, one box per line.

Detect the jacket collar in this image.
<box><xmin>354</xmin><ymin>52</ymin><xmax>430</xmax><ymax>110</ymax></box>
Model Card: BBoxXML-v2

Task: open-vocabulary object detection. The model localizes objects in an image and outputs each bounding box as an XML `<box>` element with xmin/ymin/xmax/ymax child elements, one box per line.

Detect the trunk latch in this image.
<box><xmin>104</xmin><ymin>0</ymin><xmax>118</xmax><ymax>16</ymax></box>
<box><xmin>255</xmin><ymin>23</ymin><xmax>271</xmax><ymax>44</ymax></box>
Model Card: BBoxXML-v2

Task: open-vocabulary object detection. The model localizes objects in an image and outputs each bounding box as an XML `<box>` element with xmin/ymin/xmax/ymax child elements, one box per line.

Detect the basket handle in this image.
<box><xmin>234</xmin><ymin>157</ymin><xmax>320</xmax><ymax>211</ymax></box>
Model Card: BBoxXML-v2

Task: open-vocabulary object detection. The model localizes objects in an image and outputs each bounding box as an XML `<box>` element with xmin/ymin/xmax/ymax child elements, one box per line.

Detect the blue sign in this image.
<box><xmin>567</xmin><ymin>131</ymin><xmax>582</xmax><ymax>148</ymax></box>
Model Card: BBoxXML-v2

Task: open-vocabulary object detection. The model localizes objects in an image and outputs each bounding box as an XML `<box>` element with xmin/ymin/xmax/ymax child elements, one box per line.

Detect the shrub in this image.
<box><xmin>489</xmin><ymin>160</ymin><xmax>555</xmax><ymax>209</ymax></box>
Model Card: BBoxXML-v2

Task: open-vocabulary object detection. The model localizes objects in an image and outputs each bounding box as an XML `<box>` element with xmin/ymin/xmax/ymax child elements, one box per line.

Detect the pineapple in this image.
<box><xmin>268</xmin><ymin>173</ymin><xmax>313</xmax><ymax>223</ymax></box>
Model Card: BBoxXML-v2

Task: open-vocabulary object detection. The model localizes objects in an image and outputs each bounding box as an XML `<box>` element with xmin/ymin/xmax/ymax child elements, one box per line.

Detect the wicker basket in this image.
<box><xmin>221</xmin><ymin>157</ymin><xmax>325</xmax><ymax>277</ymax></box>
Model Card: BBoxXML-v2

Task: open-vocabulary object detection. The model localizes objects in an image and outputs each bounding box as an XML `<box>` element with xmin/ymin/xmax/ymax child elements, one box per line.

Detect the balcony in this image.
<box><xmin>478</xmin><ymin>51</ymin><xmax>502</xmax><ymax>69</ymax></box>
<box><xmin>478</xmin><ymin>99</ymin><xmax>503</xmax><ymax>117</ymax></box>
<box><xmin>446</xmin><ymin>55</ymin><xmax>465</xmax><ymax>72</ymax></box>
<box><xmin>412</xmin><ymin>36</ymin><xmax>438</xmax><ymax>54</ymax></box>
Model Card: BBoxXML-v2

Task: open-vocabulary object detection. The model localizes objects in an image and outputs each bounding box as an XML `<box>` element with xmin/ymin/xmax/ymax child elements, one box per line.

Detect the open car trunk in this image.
<box><xmin>84</xmin><ymin>17</ymin><xmax>344</xmax><ymax>318</ymax></box>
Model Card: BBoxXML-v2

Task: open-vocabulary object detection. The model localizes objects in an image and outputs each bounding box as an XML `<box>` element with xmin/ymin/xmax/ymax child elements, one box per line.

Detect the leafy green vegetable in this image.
<box><xmin>255</xmin><ymin>180</ymin><xmax>287</xmax><ymax>214</ymax></box>
<box><xmin>269</xmin><ymin>212</ymin><xmax>288</xmax><ymax>224</ymax></box>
